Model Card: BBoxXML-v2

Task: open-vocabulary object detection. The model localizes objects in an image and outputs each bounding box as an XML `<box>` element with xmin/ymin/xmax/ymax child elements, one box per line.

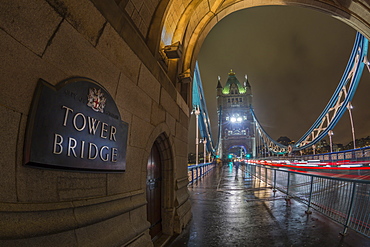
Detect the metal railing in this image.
<box><xmin>302</xmin><ymin>146</ymin><xmax>370</xmax><ymax>162</ymax></box>
<box><xmin>246</xmin><ymin>163</ymin><xmax>370</xmax><ymax>238</ymax></box>
<box><xmin>188</xmin><ymin>162</ymin><xmax>216</xmax><ymax>184</ymax></box>
<box><xmin>260</xmin><ymin>147</ymin><xmax>370</xmax><ymax>163</ymax></box>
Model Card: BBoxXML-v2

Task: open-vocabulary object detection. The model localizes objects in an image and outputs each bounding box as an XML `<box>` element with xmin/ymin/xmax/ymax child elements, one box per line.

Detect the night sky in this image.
<box><xmin>188</xmin><ymin>5</ymin><xmax>370</xmax><ymax>153</ymax></box>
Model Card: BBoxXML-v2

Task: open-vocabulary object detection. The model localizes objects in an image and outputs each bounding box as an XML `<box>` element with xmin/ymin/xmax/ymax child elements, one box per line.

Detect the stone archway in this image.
<box><xmin>151</xmin><ymin>0</ymin><xmax>370</xmax><ymax>88</ymax></box>
<box><xmin>143</xmin><ymin>123</ymin><xmax>183</xmax><ymax>238</ymax></box>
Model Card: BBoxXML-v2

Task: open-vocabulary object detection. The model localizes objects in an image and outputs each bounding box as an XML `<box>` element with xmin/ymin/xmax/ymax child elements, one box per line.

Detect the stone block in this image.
<box><xmin>47</xmin><ymin>0</ymin><xmax>106</xmax><ymax>45</ymax></box>
<box><xmin>174</xmin><ymin>138</ymin><xmax>187</xmax><ymax>159</ymax></box>
<box><xmin>96</xmin><ymin>23</ymin><xmax>141</xmax><ymax>83</ymax></box>
<box><xmin>106</xmin><ymin>172</ymin><xmax>127</xmax><ymax>195</ymax></box>
<box><xmin>174</xmin><ymin>199</ymin><xmax>191</xmax><ymax>234</ymax></box>
<box><xmin>117</xmin><ymin>105</ymin><xmax>133</xmax><ymax>127</ymax></box>
<box><xmin>19</xmin><ymin>146</ymin><xmax>61</xmax><ymax>202</ymax></box>
<box><xmin>0</xmin><ymin>229</ymin><xmax>77</xmax><ymax>246</ymax></box>
<box><xmin>75</xmin><ymin>211</ymin><xmax>131</xmax><ymax>246</ymax></box>
<box><xmin>161</xmin><ymin>88</ymin><xmax>179</xmax><ymax>120</ymax></box>
<box><xmin>131</xmin><ymin>8</ymin><xmax>142</xmax><ymax>30</ymax></box>
<box><xmin>175</xmin><ymin>121</ymin><xmax>188</xmax><ymax>143</ymax></box>
<box><xmin>16</xmin><ymin>167</ymin><xmax>107</xmax><ymax>202</ymax></box>
<box><xmin>138</xmin><ymin>65</ymin><xmax>161</xmax><ymax>104</ymax></box>
<box><xmin>57</xmin><ymin>176</ymin><xmax>107</xmax><ymax>201</ymax></box>
<box><xmin>130</xmin><ymin>116</ymin><xmax>154</xmax><ymax>148</ymax></box>
<box><xmin>74</xmin><ymin>208</ymin><xmax>151</xmax><ymax>246</ymax></box>
<box><xmin>125</xmin><ymin>1</ymin><xmax>135</xmax><ymax>16</ymax></box>
<box><xmin>176</xmin><ymin>156</ymin><xmax>188</xmax><ymax>175</ymax></box>
<box><xmin>165</xmin><ymin>112</ymin><xmax>176</xmax><ymax>136</ymax></box>
<box><xmin>178</xmin><ymin>109</ymin><xmax>189</xmax><ymax>129</ymax></box>
<box><xmin>0</xmin><ymin>106</ymin><xmax>20</xmax><ymax>202</ymax></box>
<box><xmin>130</xmin><ymin>206</ymin><xmax>150</xmax><ymax>235</ymax></box>
<box><xmin>150</xmin><ymin>102</ymin><xmax>166</xmax><ymax>126</ymax></box>
<box><xmin>176</xmin><ymin>91</ymin><xmax>190</xmax><ymax>117</ymax></box>
<box><xmin>107</xmin><ymin>146</ymin><xmax>144</xmax><ymax>195</ymax></box>
<box><xmin>116</xmin><ymin>72</ymin><xmax>152</xmax><ymax>122</ymax></box>
<box><xmin>0</xmin><ymin>29</ymin><xmax>66</xmax><ymax>114</ymax></box>
<box><xmin>131</xmin><ymin>0</ymin><xmax>144</xmax><ymax>11</ymax></box>
<box><xmin>43</xmin><ymin>21</ymin><xmax>120</xmax><ymax>96</ymax></box>
<box><xmin>126</xmin><ymin>232</ymin><xmax>152</xmax><ymax>247</ymax></box>
<box><xmin>140</xmin><ymin>2</ymin><xmax>152</xmax><ymax>26</ymax></box>
<box><xmin>0</xmin><ymin>0</ymin><xmax>62</xmax><ymax>56</ymax></box>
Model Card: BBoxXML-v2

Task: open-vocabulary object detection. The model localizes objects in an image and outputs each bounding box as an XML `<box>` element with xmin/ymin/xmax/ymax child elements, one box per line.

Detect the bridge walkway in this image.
<box><xmin>167</xmin><ymin>164</ymin><xmax>369</xmax><ymax>247</ymax></box>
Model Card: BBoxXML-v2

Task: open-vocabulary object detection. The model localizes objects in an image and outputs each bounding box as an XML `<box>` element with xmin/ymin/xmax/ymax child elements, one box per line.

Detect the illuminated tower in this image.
<box><xmin>217</xmin><ymin>70</ymin><xmax>255</xmax><ymax>159</ymax></box>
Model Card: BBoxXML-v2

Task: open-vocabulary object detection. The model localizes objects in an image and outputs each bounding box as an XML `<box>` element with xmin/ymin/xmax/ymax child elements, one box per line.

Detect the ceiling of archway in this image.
<box><xmin>156</xmin><ymin>0</ymin><xmax>370</xmax><ymax>73</ymax></box>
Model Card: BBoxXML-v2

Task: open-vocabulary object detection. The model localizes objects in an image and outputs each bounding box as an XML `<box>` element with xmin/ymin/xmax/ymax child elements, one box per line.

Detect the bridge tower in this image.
<box><xmin>217</xmin><ymin>70</ymin><xmax>256</xmax><ymax>159</ymax></box>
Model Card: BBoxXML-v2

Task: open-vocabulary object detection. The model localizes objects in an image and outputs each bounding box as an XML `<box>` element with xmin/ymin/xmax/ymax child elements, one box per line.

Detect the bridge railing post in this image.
<box><xmin>305</xmin><ymin>176</ymin><xmax>314</xmax><ymax>214</ymax></box>
<box><xmin>273</xmin><ymin>169</ymin><xmax>277</xmax><ymax>193</ymax></box>
<box><xmin>341</xmin><ymin>182</ymin><xmax>357</xmax><ymax>236</ymax></box>
<box><xmin>265</xmin><ymin>167</ymin><xmax>268</xmax><ymax>183</ymax></box>
<box><xmin>286</xmin><ymin>172</ymin><xmax>291</xmax><ymax>200</ymax></box>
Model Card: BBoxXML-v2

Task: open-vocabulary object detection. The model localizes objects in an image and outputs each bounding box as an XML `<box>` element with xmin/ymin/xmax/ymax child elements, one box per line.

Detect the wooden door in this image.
<box><xmin>146</xmin><ymin>143</ymin><xmax>162</xmax><ymax>240</ymax></box>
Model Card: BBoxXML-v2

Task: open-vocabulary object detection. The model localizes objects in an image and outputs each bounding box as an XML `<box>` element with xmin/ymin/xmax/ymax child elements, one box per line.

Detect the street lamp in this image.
<box><xmin>347</xmin><ymin>102</ymin><xmax>356</xmax><ymax>149</ymax></box>
<box><xmin>193</xmin><ymin>106</ymin><xmax>200</xmax><ymax>165</ymax></box>
<box><xmin>365</xmin><ymin>56</ymin><xmax>370</xmax><ymax>73</ymax></box>
<box><xmin>328</xmin><ymin>130</ymin><xmax>334</xmax><ymax>153</ymax></box>
<box><xmin>202</xmin><ymin>138</ymin><xmax>207</xmax><ymax>163</ymax></box>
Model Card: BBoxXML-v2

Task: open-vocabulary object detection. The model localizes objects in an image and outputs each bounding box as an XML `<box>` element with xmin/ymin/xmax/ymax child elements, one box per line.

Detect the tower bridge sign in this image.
<box><xmin>24</xmin><ymin>77</ymin><xmax>128</xmax><ymax>172</ymax></box>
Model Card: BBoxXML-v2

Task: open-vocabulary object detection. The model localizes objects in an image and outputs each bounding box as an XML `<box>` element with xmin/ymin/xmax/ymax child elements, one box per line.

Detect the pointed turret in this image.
<box><xmin>243</xmin><ymin>74</ymin><xmax>251</xmax><ymax>95</ymax></box>
<box><xmin>244</xmin><ymin>75</ymin><xmax>251</xmax><ymax>88</ymax></box>
<box><xmin>222</xmin><ymin>70</ymin><xmax>246</xmax><ymax>94</ymax></box>
<box><xmin>216</xmin><ymin>76</ymin><xmax>223</xmax><ymax>96</ymax></box>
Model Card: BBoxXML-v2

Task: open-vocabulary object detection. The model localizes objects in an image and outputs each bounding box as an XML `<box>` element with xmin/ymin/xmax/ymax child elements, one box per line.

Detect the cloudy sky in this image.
<box><xmin>188</xmin><ymin>5</ymin><xmax>370</xmax><ymax>153</ymax></box>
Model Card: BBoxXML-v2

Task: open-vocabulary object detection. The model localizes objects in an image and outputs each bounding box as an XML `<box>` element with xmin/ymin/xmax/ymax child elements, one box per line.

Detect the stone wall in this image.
<box><xmin>0</xmin><ymin>0</ymin><xmax>191</xmax><ymax>246</ymax></box>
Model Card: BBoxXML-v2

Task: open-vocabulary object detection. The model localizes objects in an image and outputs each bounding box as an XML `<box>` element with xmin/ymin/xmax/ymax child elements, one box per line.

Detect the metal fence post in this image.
<box><xmin>341</xmin><ymin>182</ymin><xmax>357</xmax><ymax>236</ymax></box>
<box><xmin>286</xmin><ymin>172</ymin><xmax>291</xmax><ymax>200</ymax></box>
<box><xmin>305</xmin><ymin>176</ymin><xmax>314</xmax><ymax>214</ymax></box>
<box><xmin>265</xmin><ymin>167</ymin><xmax>268</xmax><ymax>183</ymax></box>
<box><xmin>273</xmin><ymin>169</ymin><xmax>277</xmax><ymax>193</ymax></box>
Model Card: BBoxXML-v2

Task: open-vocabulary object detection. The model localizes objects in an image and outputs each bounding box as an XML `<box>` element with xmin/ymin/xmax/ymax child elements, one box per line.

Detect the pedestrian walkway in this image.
<box><xmin>168</xmin><ymin>164</ymin><xmax>370</xmax><ymax>247</ymax></box>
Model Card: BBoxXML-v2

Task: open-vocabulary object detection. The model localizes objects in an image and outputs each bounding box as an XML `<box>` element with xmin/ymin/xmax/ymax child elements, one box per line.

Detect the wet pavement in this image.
<box><xmin>167</xmin><ymin>164</ymin><xmax>370</xmax><ymax>247</ymax></box>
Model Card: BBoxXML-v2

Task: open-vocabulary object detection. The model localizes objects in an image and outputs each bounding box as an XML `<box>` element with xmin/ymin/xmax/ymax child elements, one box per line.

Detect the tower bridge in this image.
<box><xmin>216</xmin><ymin>70</ymin><xmax>256</xmax><ymax>160</ymax></box>
<box><xmin>2</xmin><ymin>1</ymin><xmax>370</xmax><ymax>246</ymax></box>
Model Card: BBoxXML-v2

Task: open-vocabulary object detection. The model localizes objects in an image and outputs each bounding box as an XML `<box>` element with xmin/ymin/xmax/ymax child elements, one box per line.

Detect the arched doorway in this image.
<box><xmin>146</xmin><ymin>142</ymin><xmax>163</xmax><ymax>240</ymax></box>
<box><xmin>144</xmin><ymin>128</ymin><xmax>179</xmax><ymax>238</ymax></box>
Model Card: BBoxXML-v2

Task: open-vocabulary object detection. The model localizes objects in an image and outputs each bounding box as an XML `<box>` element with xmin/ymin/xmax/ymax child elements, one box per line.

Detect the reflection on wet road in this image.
<box><xmin>168</xmin><ymin>164</ymin><xmax>369</xmax><ymax>247</ymax></box>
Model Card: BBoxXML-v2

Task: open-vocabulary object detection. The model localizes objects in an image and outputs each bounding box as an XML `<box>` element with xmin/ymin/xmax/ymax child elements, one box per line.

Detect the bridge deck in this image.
<box><xmin>167</xmin><ymin>164</ymin><xmax>369</xmax><ymax>246</ymax></box>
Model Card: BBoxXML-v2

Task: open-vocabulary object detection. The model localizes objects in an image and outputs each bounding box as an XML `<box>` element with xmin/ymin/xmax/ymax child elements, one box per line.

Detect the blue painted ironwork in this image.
<box><xmin>253</xmin><ymin>32</ymin><xmax>369</xmax><ymax>154</ymax></box>
<box><xmin>294</xmin><ymin>32</ymin><xmax>368</xmax><ymax>150</ymax></box>
<box><xmin>187</xmin><ymin>162</ymin><xmax>216</xmax><ymax>184</ymax></box>
<box><xmin>192</xmin><ymin>62</ymin><xmax>216</xmax><ymax>154</ymax></box>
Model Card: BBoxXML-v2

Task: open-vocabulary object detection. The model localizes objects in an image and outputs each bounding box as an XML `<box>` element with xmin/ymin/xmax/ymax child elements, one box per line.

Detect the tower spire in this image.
<box><xmin>217</xmin><ymin>76</ymin><xmax>222</xmax><ymax>89</ymax></box>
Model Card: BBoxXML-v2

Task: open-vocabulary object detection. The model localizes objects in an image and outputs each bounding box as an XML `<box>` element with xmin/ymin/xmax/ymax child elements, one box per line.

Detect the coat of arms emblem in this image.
<box><xmin>87</xmin><ymin>88</ymin><xmax>106</xmax><ymax>113</ymax></box>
